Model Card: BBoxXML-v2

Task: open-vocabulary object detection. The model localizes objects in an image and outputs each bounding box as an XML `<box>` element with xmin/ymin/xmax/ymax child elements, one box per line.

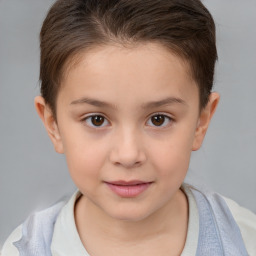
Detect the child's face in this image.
<box><xmin>36</xmin><ymin>43</ymin><xmax>218</xmax><ymax>221</ymax></box>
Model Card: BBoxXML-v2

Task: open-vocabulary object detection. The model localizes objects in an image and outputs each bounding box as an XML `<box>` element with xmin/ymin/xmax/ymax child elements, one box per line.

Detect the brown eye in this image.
<box><xmin>91</xmin><ymin>116</ymin><xmax>104</xmax><ymax>126</ymax></box>
<box><xmin>147</xmin><ymin>114</ymin><xmax>172</xmax><ymax>127</ymax></box>
<box><xmin>151</xmin><ymin>115</ymin><xmax>165</xmax><ymax>126</ymax></box>
<box><xmin>85</xmin><ymin>115</ymin><xmax>109</xmax><ymax>127</ymax></box>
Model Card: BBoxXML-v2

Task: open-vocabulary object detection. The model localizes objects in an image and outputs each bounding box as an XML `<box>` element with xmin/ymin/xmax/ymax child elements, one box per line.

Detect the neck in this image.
<box><xmin>75</xmin><ymin>189</ymin><xmax>188</xmax><ymax>254</ymax></box>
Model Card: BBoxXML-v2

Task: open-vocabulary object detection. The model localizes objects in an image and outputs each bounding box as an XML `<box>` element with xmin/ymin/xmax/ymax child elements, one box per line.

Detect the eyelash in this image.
<box><xmin>82</xmin><ymin>113</ymin><xmax>173</xmax><ymax>128</ymax></box>
<box><xmin>82</xmin><ymin>114</ymin><xmax>110</xmax><ymax>128</ymax></box>
<box><xmin>146</xmin><ymin>113</ymin><xmax>173</xmax><ymax>128</ymax></box>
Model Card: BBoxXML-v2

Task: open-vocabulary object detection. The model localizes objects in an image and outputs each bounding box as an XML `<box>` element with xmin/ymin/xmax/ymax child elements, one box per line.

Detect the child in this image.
<box><xmin>2</xmin><ymin>0</ymin><xmax>256</xmax><ymax>255</ymax></box>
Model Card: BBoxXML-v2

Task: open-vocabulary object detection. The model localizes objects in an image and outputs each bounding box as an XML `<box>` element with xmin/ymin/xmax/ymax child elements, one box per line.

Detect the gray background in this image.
<box><xmin>0</xmin><ymin>0</ymin><xmax>255</xmax><ymax>247</ymax></box>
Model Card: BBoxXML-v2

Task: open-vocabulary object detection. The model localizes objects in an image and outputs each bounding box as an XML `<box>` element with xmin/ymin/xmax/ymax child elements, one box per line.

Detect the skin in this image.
<box><xmin>35</xmin><ymin>43</ymin><xmax>219</xmax><ymax>255</ymax></box>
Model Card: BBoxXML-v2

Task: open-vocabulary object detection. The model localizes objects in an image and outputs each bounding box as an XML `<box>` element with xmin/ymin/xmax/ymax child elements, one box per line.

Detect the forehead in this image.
<box><xmin>58</xmin><ymin>43</ymin><xmax>199</xmax><ymax>108</ymax></box>
<box><xmin>66</xmin><ymin>42</ymin><xmax>192</xmax><ymax>78</ymax></box>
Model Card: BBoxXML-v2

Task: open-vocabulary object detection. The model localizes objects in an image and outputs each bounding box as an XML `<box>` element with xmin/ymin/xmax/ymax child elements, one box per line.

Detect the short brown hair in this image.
<box><xmin>40</xmin><ymin>0</ymin><xmax>217</xmax><ymax>118</ymax></box>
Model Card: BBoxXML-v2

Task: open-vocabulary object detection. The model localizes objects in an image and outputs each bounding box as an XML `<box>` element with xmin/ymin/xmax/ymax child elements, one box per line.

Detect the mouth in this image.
<box><xmin>104</xmin><ymin>180</ymin><xmax>153</xmax><ymax>198</ymax></box>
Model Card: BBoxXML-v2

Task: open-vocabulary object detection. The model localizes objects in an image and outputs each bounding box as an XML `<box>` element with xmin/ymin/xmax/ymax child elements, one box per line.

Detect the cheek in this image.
<box><xmin>63</xmin><ymin>137</ymin><xmax>108</xmax><ymax>187</ymax></box>
<box><xmin>152</xmin><ymin>146</ymin><xmax>191</xmax><ymax>176</ymax></box>
<box><xmin>149</xmin><ymin>131</ymin><xmax>195</xmax><ymax>180</ymax></box>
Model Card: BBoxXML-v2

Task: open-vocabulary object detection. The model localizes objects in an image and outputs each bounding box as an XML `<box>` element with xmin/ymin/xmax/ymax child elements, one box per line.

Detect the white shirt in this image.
<box><xmin>2</xmin><ymin>185</ymin><xmax>256</xmax><ymax>255</ymax></box>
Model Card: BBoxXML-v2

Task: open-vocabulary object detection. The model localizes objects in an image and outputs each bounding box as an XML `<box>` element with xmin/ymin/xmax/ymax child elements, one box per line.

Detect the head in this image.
<box><xmin>39</xmin><ymin>0</ymin><xmax>217</xmax><ymax>119</ymax></box>
<box><xmin>35</xmin><ymin>0</ymin><xmax>219</xmax><ymax>221</ymax></box>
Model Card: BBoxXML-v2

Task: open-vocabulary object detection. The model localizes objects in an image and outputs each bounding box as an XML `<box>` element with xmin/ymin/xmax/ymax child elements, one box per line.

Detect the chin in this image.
<box><xmin>106</xmin><ymin>205</ymin><xmax>154</xmax><ymax>222</ymax></box>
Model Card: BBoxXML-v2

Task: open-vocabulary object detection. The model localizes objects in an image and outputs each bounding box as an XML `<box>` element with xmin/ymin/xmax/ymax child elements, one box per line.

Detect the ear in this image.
<box><xmin>34</xmin><ymin>96</ymin><xmax>64</xmax><ymax>154</ymax></box>
<box><xmin>192</xmin><ymin>92</ymin><xmax>220</xmax><ymax>151</ymax></box>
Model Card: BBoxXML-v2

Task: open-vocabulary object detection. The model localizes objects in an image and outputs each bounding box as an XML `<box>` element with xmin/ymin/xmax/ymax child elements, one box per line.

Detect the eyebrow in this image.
<box><xmin>70</xmin><ymin>96</ymin><xmax>187</xmax><ymax>109</ymax></box>
<box><xmin>141</xmin><ymin>97</ymin><xmax>187</xmax><ymax>109</ymax></box>
<box><xmin>70</xmin><ymin>97</ymin><xmax>117</xmax><ymax>109</ymax></box>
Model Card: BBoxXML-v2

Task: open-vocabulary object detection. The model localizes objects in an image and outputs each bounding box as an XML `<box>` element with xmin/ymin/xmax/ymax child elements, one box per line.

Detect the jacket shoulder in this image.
<box><xmin>223</xmin><ymin>196</ymin><xmax>256</xmax><ymax>255</ymax></box>
<box><xmin>1</xmin><ymin>225</ymin><xmax>22</xmax><ymax>256</ymax></box>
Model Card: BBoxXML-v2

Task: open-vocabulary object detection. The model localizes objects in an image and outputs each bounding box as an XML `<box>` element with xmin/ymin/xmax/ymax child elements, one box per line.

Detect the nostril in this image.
<box><xmin>109</xmin><ymin>138</ymin><xmax>147</xmax><ymax>168</ymax></box>
<box><xmin>134</xmin><ymin>161</ymin><xmax>142</xmax><ymax>166</ymax></box>
<box><xmin>113</xmin><ymin>160</ymin><xmax>142</xmax><ymax>169</ymax></box>
<box><xmin>110</xmin><ymin>154</ymin><xmax>145</xmax><ymax>168</ymax></box>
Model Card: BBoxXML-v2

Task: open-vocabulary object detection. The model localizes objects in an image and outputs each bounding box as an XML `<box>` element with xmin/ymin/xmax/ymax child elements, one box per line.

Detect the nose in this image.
<box><xmin>109</xmin><ymin>127</ymin><xmax>146</xmax><ymax>168</ymax></box>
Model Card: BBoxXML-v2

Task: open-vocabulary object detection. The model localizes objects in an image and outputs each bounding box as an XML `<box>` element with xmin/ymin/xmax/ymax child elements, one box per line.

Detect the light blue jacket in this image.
<box><xmin>13</xmin><ymin>186</ymin><xmax>249</xmax><ymax>256</ymax></box>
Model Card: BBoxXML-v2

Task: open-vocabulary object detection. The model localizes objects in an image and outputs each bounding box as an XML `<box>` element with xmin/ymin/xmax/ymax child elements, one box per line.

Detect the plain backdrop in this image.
<box><xmin>0</xmin><ymin>0</ymin><xmax>256</xmax><ymax>247</ymax></box>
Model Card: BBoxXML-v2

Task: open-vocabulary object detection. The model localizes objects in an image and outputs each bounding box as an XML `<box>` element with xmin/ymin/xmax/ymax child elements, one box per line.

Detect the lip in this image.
<box><xmin>105</xmin><ymin>180</ymin><xmax>153</xmax><ymax>198</ymax></box>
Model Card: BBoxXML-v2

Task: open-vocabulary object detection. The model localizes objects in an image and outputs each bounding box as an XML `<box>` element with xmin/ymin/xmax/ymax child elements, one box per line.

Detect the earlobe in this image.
<box><xmin>34</xmin><ymin>96</ymin><xmax>64</xmax><ymax>154</ymax></box>
<box><xmin>192</xmin><ymin>92</ymin><xmax>220</xmax><ymax>151</ymax></box>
